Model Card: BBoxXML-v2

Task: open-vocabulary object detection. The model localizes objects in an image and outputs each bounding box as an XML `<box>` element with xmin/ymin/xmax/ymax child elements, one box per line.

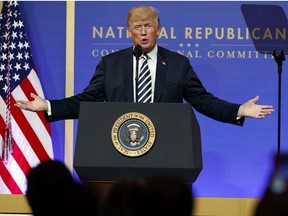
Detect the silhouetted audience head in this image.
<box><xmin>138</xmin><ymin>175</ymin><xmax>194</xmax><ymax>216</ymax></box>
<box><xmin>101</xmin><ymin>176</ymin><xmax>146</xmax><ymax>216</ymax></box>
<box><xmin>26</xmin><ymin>159</ymin><xmax>99</xmax><ymax>216</ymax></box>
<box><xmin>143</xmin><ymin>175</ymin><xmax>193</xmax><ymax>216</ymax></box>
<box><xmin>101</xmin><ymin>175</ymin><xmax>194</xmax><ymax>216</ymax></box>
<box><xmin>254</xmin><ymin>154</ymin><xmax>288</xmax><ymax>216</ymax></box>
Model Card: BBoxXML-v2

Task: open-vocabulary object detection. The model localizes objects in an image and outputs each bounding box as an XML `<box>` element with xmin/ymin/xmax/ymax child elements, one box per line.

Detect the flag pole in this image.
<box><xmin>64</xmin><ymin>0</ymin><xmax>75</xmax><ymax>174</ymax></box>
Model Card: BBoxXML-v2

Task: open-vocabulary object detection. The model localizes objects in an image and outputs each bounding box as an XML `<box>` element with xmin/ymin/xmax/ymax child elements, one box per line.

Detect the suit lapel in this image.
<box><xmin>154</xmin><ymin>47</ymin><xmax>168</xmax><ymax>102</ymax></box>
<box><xmin>122</xmin><ymin>47</ymin><xmax>134</xmax><ymax>102</ymax></box>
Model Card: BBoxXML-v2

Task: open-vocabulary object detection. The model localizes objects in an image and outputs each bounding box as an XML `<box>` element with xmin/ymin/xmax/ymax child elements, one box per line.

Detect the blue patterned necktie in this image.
<box><xmin>138</xmin><ymin>54</ymin><xmax>152</xmax><ymax>103</ymax></box>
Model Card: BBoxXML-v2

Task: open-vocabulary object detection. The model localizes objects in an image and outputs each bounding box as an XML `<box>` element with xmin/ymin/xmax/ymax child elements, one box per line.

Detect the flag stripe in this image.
<box><xmin>11</xmin><ymin>115</ymin><xmax>39</xmax><ymax>169</ymax></box>
<box><xmin>11</xmin><ymin>140</ymin><xmax>31</xmax><ymax>179</ymax></box>
<box><xmin>9</xmin><ymin>143</ymin><xmax>30</xmax><ymax>193</ymax></box>
<box><xmin>0</xmin><ymin>159</ymin><xmax>23</xmax><ymax>194</ymax></box>
<box><xmin>0</xmin><ymin>116</ymin><xmax>4</xmax><ymax>144</ymax></box>
<box><xmin>0</xmin><ymin>176</ymin><xmax>11</xmax><ymax>193</ymax></box>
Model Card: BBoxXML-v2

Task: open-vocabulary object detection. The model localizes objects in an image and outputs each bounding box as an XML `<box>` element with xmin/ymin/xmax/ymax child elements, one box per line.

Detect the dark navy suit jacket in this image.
<box><xmin>47</xmin><ymin>46</ymin><xmax>244</xmax><ymax>126</ymax></box>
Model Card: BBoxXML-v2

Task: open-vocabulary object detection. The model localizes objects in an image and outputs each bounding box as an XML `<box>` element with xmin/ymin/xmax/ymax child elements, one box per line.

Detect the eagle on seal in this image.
<box><xmin>125</xmin><ymin>123</ymin><xmax>143</xmax><ymax>146</ymax></box>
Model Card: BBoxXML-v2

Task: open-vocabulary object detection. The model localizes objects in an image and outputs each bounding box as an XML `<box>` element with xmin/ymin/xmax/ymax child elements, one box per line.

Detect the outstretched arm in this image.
<box><xmin>237</xmin><ymin>95</ymin><xmax>274</xmax><ymax>119</ymax></box>
<box><xmin>15</xmin><ymin>93</ymin><xmax>49</xmax><ymax>112</ymax></box>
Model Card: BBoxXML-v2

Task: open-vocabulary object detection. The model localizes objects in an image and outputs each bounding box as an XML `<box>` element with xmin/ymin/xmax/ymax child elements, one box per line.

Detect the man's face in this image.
<box><xmin>128</xmin><ymin>18</ymin><xmax>160</xmax><ymax>53</ymax></box>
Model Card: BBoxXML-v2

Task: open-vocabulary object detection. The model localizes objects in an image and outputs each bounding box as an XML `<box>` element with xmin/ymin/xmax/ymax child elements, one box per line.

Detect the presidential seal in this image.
<box><xmin>111</xmin><ymin>112</ymin><xmax>156</xmax><ymax>157</ymax></box>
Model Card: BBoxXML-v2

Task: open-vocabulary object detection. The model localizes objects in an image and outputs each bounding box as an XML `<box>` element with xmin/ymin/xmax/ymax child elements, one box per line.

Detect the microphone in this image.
<box><xmin>133</xmin><ymin>44</ymin><xmax>143</xmax><ymax>59</ymax></box>
<box><xmin>133</xmin><ymin>45</ymin><xmax>142</xmax><ymax>103</ymax></box>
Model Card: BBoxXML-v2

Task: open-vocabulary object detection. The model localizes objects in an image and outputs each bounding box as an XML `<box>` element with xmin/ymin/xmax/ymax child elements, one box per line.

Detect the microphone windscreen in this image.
<box><xmin>133</xmin><ymin>44</ymin><xmax>143</xmax><ymax>58</ymax></box>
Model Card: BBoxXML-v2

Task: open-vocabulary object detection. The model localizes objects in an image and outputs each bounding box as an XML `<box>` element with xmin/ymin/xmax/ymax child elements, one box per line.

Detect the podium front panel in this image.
<box><xmin>74</xmin><ymin>102</ymin><xmax>202</xmax><ymax>183</ymax></box>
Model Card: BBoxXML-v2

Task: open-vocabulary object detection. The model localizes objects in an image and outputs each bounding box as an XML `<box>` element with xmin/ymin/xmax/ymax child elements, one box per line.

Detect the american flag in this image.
<box><xmin>0</xmin><ymin>0</ymin><xmax>53</xmax><ymax>194</ymax></box>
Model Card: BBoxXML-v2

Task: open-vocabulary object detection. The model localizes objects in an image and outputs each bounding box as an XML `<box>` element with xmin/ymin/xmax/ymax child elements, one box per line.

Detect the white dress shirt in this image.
<box><xmin>133</xmin><ymin>45</ymin><xmax>157</xmax><ymax>103</ymax></box>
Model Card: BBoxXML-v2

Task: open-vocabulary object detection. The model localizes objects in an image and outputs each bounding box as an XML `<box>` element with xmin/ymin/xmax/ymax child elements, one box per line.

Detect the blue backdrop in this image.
<box><xmin>19</xmin><ymin>1</ymin><xmax>288</xmax><ymax>198</ymax></box>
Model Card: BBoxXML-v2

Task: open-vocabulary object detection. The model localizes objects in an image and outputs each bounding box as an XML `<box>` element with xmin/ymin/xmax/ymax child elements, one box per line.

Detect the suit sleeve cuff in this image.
<box><xmin>46</xmin><ymin>100</ymin><xmax>52</xmax><ymax>116</ymax></box>
<box><xmin>236</xmin><ymin>116</ymin><xmax>245</xmax><ymax>126</ymax></box>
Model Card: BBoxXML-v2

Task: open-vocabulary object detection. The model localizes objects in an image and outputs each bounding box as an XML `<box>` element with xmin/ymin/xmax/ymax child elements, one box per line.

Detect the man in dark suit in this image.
<box><xmin>15</xmin><ymin>5</ymin><xmax>274</xmax><ymax>125</ymax></box>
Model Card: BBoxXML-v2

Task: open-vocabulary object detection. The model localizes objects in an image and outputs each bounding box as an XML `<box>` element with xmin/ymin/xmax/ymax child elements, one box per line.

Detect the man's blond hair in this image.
<box><xmin>127</xmin><ymin>6</ymin><xmax>161</xmax><ymax>28</ymax></box>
